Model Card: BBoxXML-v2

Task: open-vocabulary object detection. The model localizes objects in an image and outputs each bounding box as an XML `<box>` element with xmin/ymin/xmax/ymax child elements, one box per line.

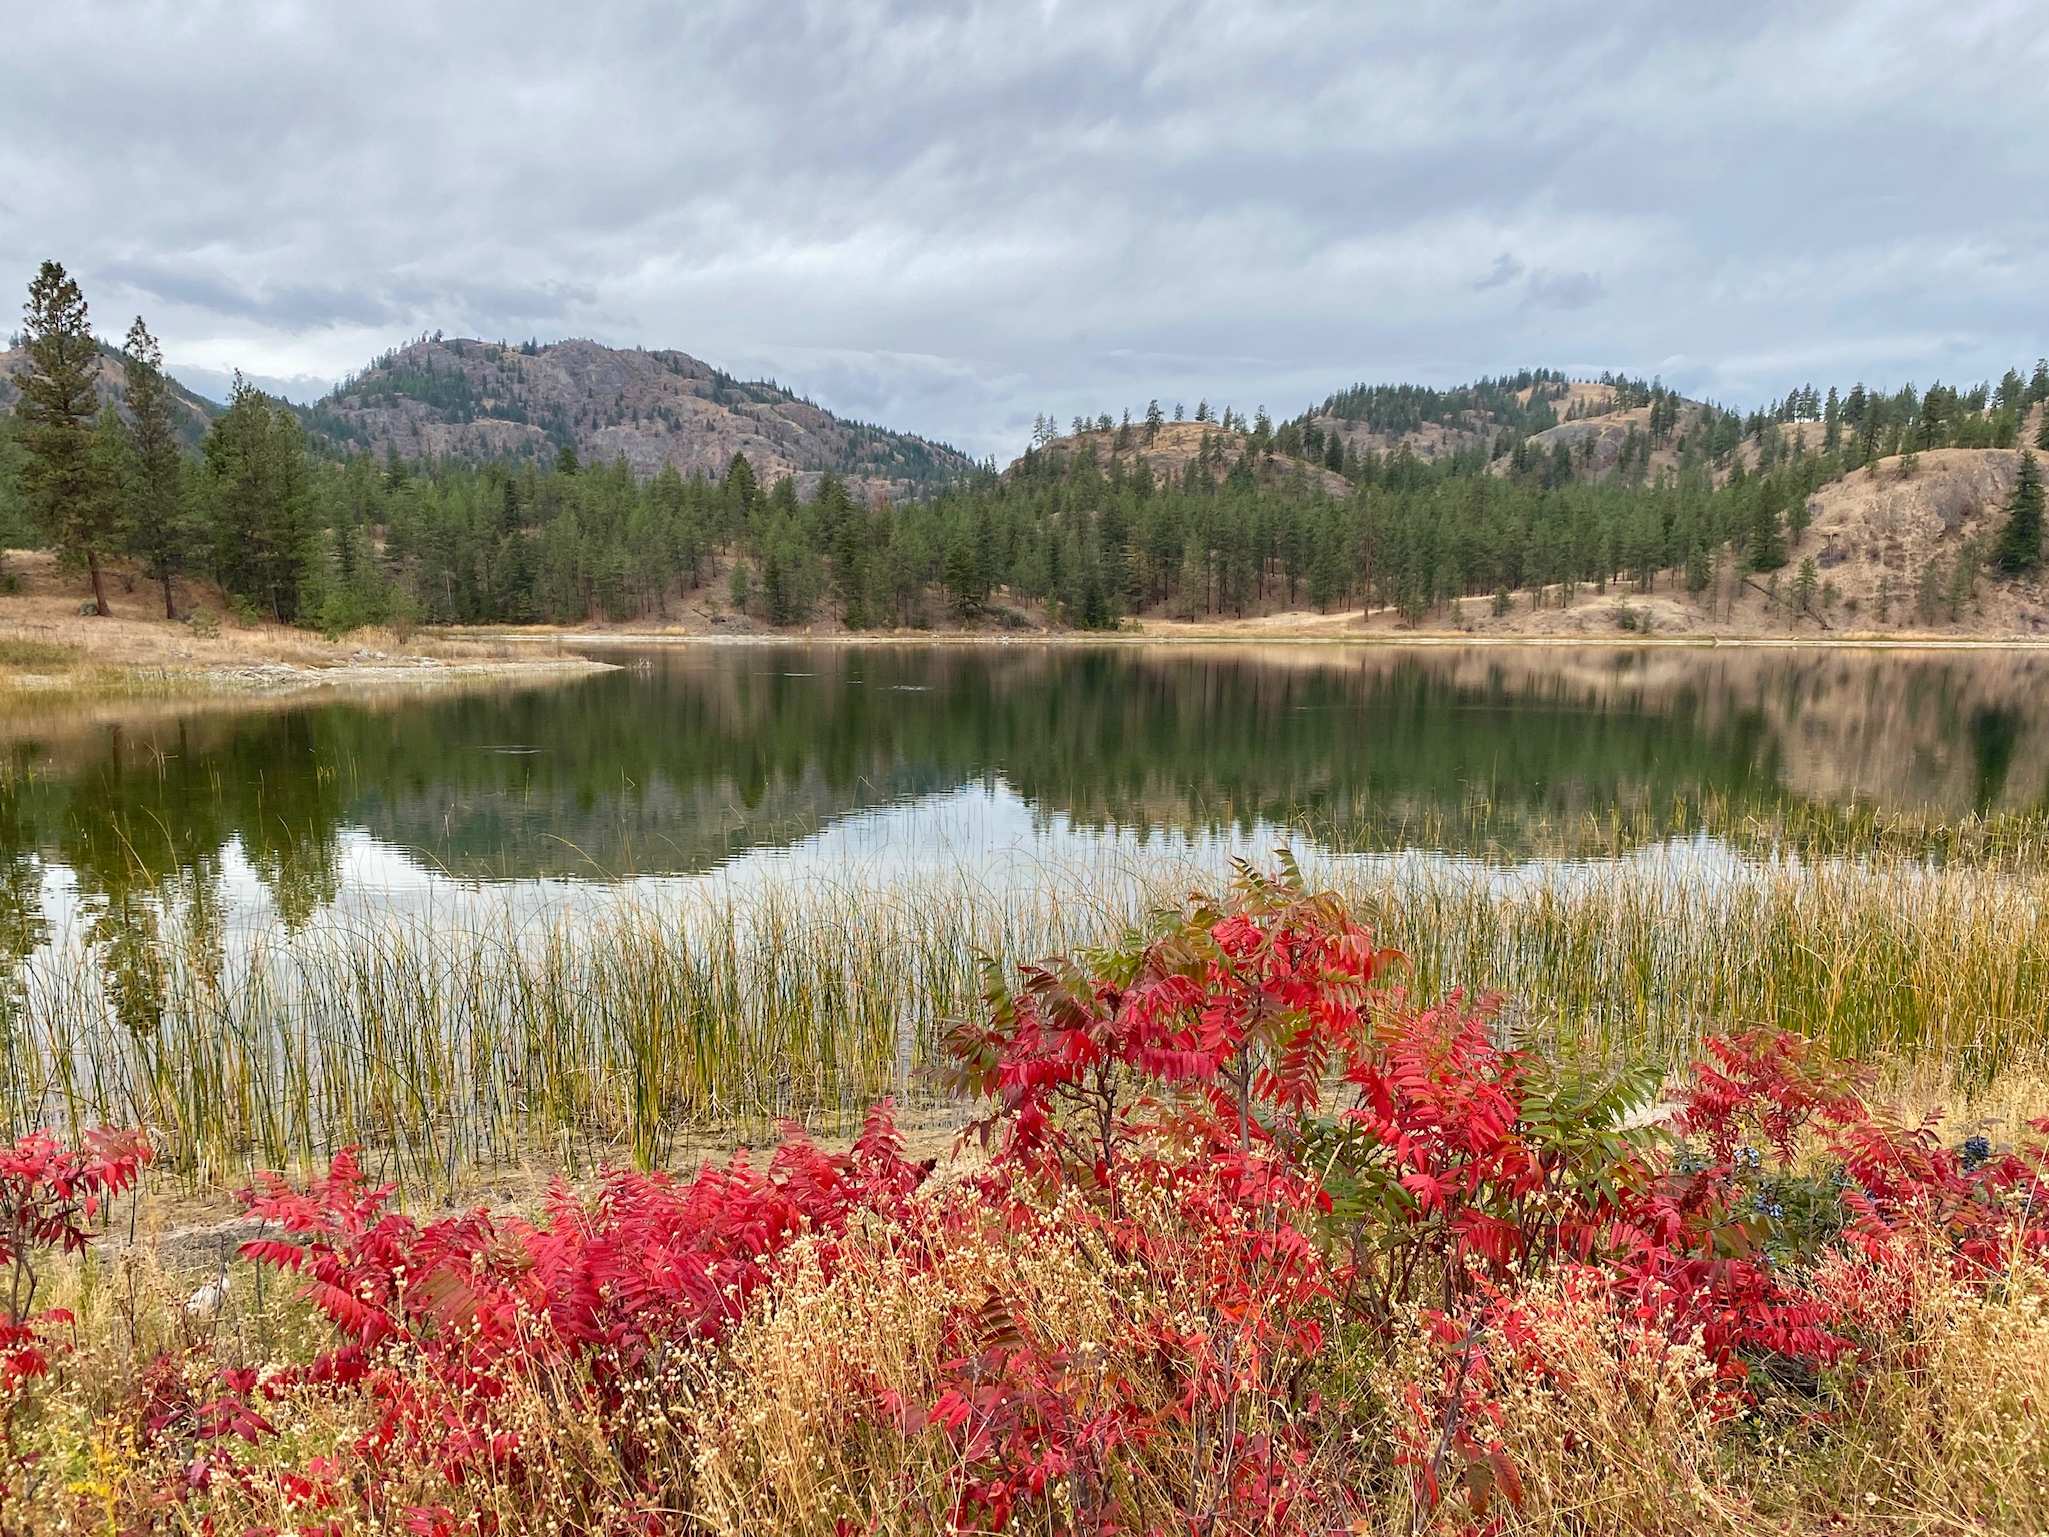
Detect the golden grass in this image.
<box><xmin>1758</xmin><ymin>1255</ymin><xmax>2049</xmax><ymax>1533</ymax></box>
<box><xmin>0</xmin><ymin>549</ymin><xmax>598</xmax><ymax>708</ymax></box>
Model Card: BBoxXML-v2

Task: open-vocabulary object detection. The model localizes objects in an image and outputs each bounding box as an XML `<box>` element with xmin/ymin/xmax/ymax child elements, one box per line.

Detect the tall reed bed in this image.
<box><xmin>4</xmin><ymin>845</ymin><xmax>2047</xmax><ymax>1186</ymax></box>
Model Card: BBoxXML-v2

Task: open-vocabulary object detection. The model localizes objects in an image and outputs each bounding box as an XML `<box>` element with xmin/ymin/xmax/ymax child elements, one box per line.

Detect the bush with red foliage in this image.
<box><xmin>216</xmin><ymin>1106</ymin><xmax>925</xmax><ymax>1523</ymax></box>
<box><xmin>0</xmin><ymin>1125</ymin><xmax>151</xmax><ymax>1506</ymax></box>
<box><xmin>0</xmin><ymin>1127</ymin><xmax>151</xmax><ymax>1385</ymax></box>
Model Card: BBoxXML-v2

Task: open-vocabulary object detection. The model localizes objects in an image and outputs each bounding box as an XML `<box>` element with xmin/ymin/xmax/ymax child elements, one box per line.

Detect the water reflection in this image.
<box><xmin>2</xmin><ymin>643</ymin><xmax>2048</xmax><ymax>944</ymax></box>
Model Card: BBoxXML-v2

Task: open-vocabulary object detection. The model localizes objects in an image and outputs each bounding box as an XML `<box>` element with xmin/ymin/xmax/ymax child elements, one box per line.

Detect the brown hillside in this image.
<box><xmin>0</xmin><ymin>344</ymin><xmax>218</xmax><ymax>446</ymax></box>
<box><xmin>1486</xmin><ymin>446</ymin><xmax>2049</xmax><ymax>638</ymax></box>
<box><xmin>1130</xmin><ymin>445</ymin><xmax>2049</xmax><ymax>641</ymax></box>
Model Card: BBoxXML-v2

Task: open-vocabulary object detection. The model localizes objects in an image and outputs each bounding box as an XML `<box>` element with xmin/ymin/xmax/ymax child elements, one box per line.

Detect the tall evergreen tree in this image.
<box><xmin>1745</xmin><ymin>493</ymin><xmax>1786</xmax><ymax>572</ymax></box>
<box><xmin>18</xmin><ymin>261</ymin><xmax>114</xmax><ymax>614</ymax></box>
<box><xmin>119</xmin><ymin>317</ymin><xmax>191</xmax><ymax>617</ymax></box>
<box><xmin>1993</xmin><ymin>450</ymin><xmax>2045</xmax><ymax>577</ymax></box>
<box><xmin>201</xmin><ymin>374</ymin><xmax>314</xmax><ymax>621</ymax></box>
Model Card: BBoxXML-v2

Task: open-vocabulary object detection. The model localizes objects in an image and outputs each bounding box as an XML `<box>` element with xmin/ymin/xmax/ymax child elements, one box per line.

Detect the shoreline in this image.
<box><xmin>181</xmin><ymin>654</ymin><xmax>620</xmax><ymax>693</ymax></box>
<box><xmin>8</xmin><ymin>617</ymin><xmax>2049</xmax><ymax>707</ymax></box>
<box><xmin>0</xmin><ymin>652</ymin><xmax>618</xmax><ymax>710</ymax></box>
<box><xmin>498</xmin><ymin>625</ymin><xmax>2049</xmax><ymax>653</ymax></box>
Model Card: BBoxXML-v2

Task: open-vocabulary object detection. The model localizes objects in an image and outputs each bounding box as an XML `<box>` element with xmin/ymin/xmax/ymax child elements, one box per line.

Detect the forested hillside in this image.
<box><xmin>6</xmin><ymin>260</ymin><xmax>2049</xmax><ymax>636</ymax></box>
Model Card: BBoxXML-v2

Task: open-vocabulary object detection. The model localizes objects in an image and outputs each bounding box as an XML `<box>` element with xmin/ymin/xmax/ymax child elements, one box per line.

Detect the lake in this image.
<box><xmin>2</xmin><ymin>642</ymin><xmax>2047</xmax><ymax>933</ymax></box>
<box><xmin>9</xmin><ymin>641</ymin><xmax>2049</xmax><ymax>1173</ymax></box>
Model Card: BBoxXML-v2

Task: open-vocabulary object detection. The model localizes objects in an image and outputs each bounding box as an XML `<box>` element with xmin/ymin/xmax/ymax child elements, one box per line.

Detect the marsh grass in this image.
<box><xmin>0</xmin><ymin>638</ymin><xmax>83</xmax><ymax>669</ymax></box>
<box><xmin>7</xmin><ymin>839</ymin><xmax>2049</xmax><ymax>1189</ymax></box>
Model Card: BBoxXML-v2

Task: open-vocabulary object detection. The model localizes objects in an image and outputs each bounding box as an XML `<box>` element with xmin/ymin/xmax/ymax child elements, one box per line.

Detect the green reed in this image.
<box><xmin>5</xmin><ymin>842</ymin><xmax>2049</xmax><ymax>1190</ymax></box>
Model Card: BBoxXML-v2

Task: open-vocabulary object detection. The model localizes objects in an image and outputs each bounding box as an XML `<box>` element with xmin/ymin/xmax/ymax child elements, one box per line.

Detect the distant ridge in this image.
<box><xmin>0</xmin><ymin>339</ymin><xmax>220</xmax><ymax>448</ymax></box>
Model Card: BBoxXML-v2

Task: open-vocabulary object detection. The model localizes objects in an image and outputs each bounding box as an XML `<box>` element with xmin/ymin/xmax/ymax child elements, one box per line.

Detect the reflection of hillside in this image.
<box><xmin>354</xmin><ymin>762</ymin><xmax>953</xmax><ymax>878</ymax></box>
<box><xmin>1</xmin><ymin>645</ymin><xmax>2047</xmax><ymax>911</ymax></box>
<box><xmin>1106</xmin><ymin>645</ymin><xmax>2049</xmax><ymax>819</ymax></box>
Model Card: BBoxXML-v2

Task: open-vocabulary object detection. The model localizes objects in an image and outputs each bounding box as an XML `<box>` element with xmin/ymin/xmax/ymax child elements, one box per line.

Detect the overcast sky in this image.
<box><xmin>5</xmin><ymin>1</ymin><xmax>2045</xmax><ymax>459</ymax></box>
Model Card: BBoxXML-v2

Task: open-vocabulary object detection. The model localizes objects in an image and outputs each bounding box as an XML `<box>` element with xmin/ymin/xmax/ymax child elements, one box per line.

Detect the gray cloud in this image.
<box><xmin>1525</xmin><ymin>269</ymin><xmax>1605</xmax><ymax>312</ymax></box>
<box><xmin>3</xmin><ymin>0</ymin><xmax>2045</xmax><ymax>458</ymax></box>
<box><xmin>164</xmin><ymin>365</ymin><xmax>335</xmax><ymax>408</ymax></box>
<box><xmin>1472</xmin><ymin>254</ymin><xmax>1524</xmax><ymax>292</ymax></box>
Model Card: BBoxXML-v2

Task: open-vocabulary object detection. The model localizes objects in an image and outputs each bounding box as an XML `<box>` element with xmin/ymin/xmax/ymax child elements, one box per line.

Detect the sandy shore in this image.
<box><xmin>179</xmin><ymin>654</ymin><xmax>617</xmax><ymax>693</ymax></box>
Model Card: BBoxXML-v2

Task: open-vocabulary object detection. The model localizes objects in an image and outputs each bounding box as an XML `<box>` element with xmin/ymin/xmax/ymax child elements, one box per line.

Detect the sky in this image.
<box><xmin>4</xmin><ymin>1</ymin><xmax>2045</xmax><ymax>461</ymax></box>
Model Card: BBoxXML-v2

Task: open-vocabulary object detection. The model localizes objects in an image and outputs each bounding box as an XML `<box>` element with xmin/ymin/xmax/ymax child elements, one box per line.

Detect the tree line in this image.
<box><xmin>6</xmin><ymin>258</ymin><xmax>2049</xmax><ymax>634</ymax></box>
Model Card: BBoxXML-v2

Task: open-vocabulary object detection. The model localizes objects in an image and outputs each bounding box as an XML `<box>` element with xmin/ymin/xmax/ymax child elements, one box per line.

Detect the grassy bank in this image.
<box><xmin>0</xmin><ymin>549</ymin><xmax>614</xmax><ymax>707</ymax></box>
<box><xmin>10</xmin><ymin>842</ymin><xmax>2049</xmax><ymax>1188</ymax></box>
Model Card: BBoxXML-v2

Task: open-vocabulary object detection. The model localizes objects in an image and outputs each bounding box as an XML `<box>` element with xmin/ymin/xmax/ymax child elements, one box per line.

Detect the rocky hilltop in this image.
<box><xmin>300</xmin><ymin>336</ymin><xmax>975</xmax><ymax>497</ymax></box>
<box><xmin>1010</xmin><ymin>418</ymin><xmax>1352</xmax><ymax>494</ymax></box>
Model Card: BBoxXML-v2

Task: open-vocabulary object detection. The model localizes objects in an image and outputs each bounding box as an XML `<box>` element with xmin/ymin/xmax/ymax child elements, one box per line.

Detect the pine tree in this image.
<box><xmin>1787</xmin><ymin>494</ymin><xmax>1812</xmax><ymax>548</ymax></box>
<box><xmin>1993</xmin><ymin>450</ymin><xmax>2045</xmax><ymax>576</ymax></box>
<box><xmin>944</xmin><ymin>525</ymin><xmax>988</xmax><ymax>619</ymax></box>
<box><xmin>201</xmin><ymin>375</ymin><xmax>314</xmax><ymax>621</ymax></box>
<box><xmin>722</xmin><ymin>452</ymin><xmax>757</xmax><ymax>520</ymax></box>
<box><xmin>1745</xmin><ymin>494</ymin><xmax>1786</xmax><ymax>572</ymax></box>
<box><xmin>1793</xmin><ymin>556</ymin><xmax>1818</xmax><ymax>623</ymax></box>
<box><xmin>120</xmin><ymin>318</ymin><xmax>191</xmax><ymax>618</ymax></box>
<box><xmin>18</xmin><ymin>260</ymin><xmax>114</xmax><ymax>614</ymax></box>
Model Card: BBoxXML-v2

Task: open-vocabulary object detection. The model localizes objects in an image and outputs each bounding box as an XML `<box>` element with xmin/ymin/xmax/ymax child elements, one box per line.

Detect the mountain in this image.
<box><xmin>299</xmin><ymin>336</ymin><xmax>977</xmax><ymax>497</ymax></box>
<box><xmin>1299</xmin><ymin>371</ymin><xmax>1735</xmax><ymax>483</ymax></box>
<box><xmin>1013</xmin><ymin>372</ymin><xmax>1725</xmax><ymax>492</ymax></box>
<box><xmin>0</xmin><ymin>341</ymin><xmax>221</xmax><ymax>447</ymax></box>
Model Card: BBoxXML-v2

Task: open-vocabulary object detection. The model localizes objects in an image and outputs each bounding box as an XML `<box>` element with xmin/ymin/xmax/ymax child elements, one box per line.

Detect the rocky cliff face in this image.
<box><xmin>300</xmin><ymin>337</ymin><xmax>974</xmax><ymax>497</ymax></box>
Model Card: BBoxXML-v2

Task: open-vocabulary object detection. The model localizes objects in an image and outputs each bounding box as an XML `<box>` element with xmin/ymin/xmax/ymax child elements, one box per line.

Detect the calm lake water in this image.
<box><xmin>4</xmin><ymin>641</ymin><xmax>2048</xmax><ymax>945</ymax></box>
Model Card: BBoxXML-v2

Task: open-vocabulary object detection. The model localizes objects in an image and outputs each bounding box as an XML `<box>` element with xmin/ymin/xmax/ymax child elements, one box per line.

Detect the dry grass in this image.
<box><xmin>1367</xmin><ymin>1274</ymin><xmax>1749</xmax><ymax>1536</ymax></box>
<box><xmin>0</xmin><ymin>549</ymin><xmax>603</xmax><ymax>706</ymax></box>
<box><xmin>1764</xmin><ymin>1254</ymin><xmax>2049</xmax><ymax>1532</ymax></box>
